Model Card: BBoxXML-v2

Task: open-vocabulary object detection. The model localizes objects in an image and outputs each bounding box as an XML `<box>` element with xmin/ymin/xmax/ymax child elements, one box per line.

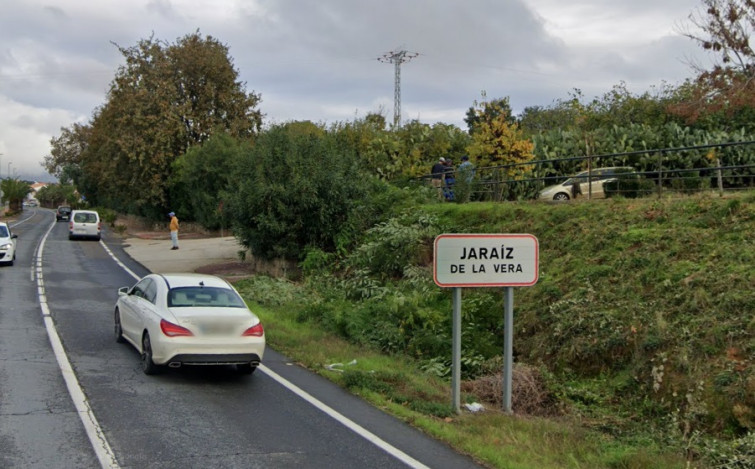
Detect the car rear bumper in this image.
<box><xmin>165</xmin><ymin>353</ymin><xmax>262</xmax><ymax>367</ymax></box>
<box><xmin>151</xmin><ymin>338</ymin><xmax>265</xmax><ymax>366</ymax></box>
<box><xmin>69</xmin><ymin>230</ymin><xmax>100</xmax><ymax>239</ymax></box>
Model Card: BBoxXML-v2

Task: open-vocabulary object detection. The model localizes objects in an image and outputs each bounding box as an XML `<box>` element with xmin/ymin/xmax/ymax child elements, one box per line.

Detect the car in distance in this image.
<box><xmin>68</xmin><ymin>210</ymin><xmax>101</xmax><ymax>240</ymax></box>
<box><xmin>56</xmin><ymin>206</ymin><xmax>72</xmax><ymax>222</ymax></box>
<box><xmin>114</xmin><ymin>273</ymin><xmax>265</xmax><ymax>375</ymax></box>
<box><xmin>539</xmin><ymin>167</ymin><xmax>636</xmax><ymax>201</ymax></box>
<box><xmin>0</xmin><ymin>222</ymin><xmax>18</xmax><ymax>266</ymax></box>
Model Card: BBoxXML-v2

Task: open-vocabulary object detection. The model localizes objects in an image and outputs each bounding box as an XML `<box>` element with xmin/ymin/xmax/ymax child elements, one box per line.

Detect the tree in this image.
<box><xmin>684</xmin><ymin>0</ymin><xmax>755</xmax><ymax>72</ymax></box>
<box><xmin>329</xmin><ymin>115</ymin><xmax>469</xmax><ymax>181</ymax></box>
<box><xmin>169</xmin><ymin>133</ymin><xmax>249</xmax><ymax>230</ymax></box>
<box><xmin>464</xmin><ymin>94</ymin><xmax>516</xmax><ymax>135</ymax></box>
<box><xmin>43</xmin><ymin>123</ymin><xmax>90</xmax><ymax>185</ymax></box>
<box><xmin>465</xmin><ymin>98</ymin><xmax>535</xmax><ymax>174</ymax></box>
<box><xmin>36</xmin><ymin>184</ymin><xmax>77</xmax><ymax>207</ymax></box>
<box><xmin>0</xmin><ymin>179</ymin><xmax>32</xmax><ymax>212</ymax></box>
<box><xmin>673</xmin><ymin>0</ymin><xmax>755</xmax><ymax>126</ymax></box>
<box><xmin>228</xmin><ymin>122</ymin><xmax>386</xmax><ymax>260</ymax></box>
<box><xmin>59</xmin><ymin>32</ymin><xmax>262</xmax><ymax>218</ymax></box>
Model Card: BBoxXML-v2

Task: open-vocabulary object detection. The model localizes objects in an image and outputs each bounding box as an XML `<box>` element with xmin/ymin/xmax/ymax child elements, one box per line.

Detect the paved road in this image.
<box><xmin>0</xmin><ymin>209</ymin><xmax>485</xmax><ymax>469</ymax></box>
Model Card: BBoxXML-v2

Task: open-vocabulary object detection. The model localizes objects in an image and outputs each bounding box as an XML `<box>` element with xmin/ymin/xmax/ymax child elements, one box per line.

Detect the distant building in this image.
<box><xmin>28</xmin><ymin>182</ymin><xmax>48</xmax><ymax>202</ymax></box>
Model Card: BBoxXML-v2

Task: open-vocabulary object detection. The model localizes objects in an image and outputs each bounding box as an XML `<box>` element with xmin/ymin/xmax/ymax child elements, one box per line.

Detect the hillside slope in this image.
<box><xmin>424</xmin><ymin>192</ymin><xmax>754</xmax><ymax>437</ymax></box>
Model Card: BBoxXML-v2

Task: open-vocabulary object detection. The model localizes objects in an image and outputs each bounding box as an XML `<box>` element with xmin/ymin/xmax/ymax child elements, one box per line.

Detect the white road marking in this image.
<box><xmin>259</xmin><ymin>364</ymin><xmax>431</xmax><ymax>469</ymax></box>
<box><xmin>36</xmin><ymin>217</ymin><xmax>120</xmax><ymax>469</ymax></box>
<box><xmin>99</xmin><ymin>240</ymin><xmax>140</xmax><ymax>280</ymax></box>
<box><xmin>102</xmin><ymin>235</ymin><xmax>431</xmax><ymax>469</ymax></box>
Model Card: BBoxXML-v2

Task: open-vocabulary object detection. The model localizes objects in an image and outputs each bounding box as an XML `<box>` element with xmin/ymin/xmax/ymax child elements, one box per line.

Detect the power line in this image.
<box><xmin>378</xmin><ymin>49</ymin><xmax>418</xmax><ymax>127</ymax></box>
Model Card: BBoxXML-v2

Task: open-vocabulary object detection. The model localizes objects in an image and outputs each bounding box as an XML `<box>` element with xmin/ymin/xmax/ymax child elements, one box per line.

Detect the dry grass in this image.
<box><xmin>462</xmin><ymin>364</ymin><xmax>560</xmax><ymax>417</ymax></box>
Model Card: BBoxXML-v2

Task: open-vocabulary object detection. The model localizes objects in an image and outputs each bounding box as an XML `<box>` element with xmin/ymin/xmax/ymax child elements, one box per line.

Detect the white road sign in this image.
<box><xmin>433</xmin><ymin>234</ymin><xmax>539</xmax><ymax>287</ymax></box>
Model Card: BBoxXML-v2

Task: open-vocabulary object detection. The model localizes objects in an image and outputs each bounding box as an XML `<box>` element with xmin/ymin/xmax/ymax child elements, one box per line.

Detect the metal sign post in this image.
<box><xmin>503</xmin><ymin>287</ymin><xmax>514</xmax><ymax>413</ymax></box>
<box><xmin>452</xmin><ymin>287</ymin><xmax>462</xmax><ymax>412</ymax></box>
<box><xmin>433</xmin><ymin>234</ymin><xmax>539</xmax><ymax>414</ymax></box>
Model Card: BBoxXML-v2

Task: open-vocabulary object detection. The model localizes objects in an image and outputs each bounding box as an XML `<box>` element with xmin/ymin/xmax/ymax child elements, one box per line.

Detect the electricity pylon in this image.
<box><xmin>378</xmin><ymin>49</ymin><xmax>418</xmax><ymax>128</ymax></box>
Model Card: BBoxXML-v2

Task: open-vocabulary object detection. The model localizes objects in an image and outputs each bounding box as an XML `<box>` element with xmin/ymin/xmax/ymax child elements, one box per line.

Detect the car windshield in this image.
<box><xmin>0</xmin><ymin>226</ymin><xmax>8</xmax><ymax>237</ymax></box>
<box><xmin>168</xmin><ymin>286</ymin><xmax>246</xmax><ymax>308</ymax></box>
<box><xmin>74</xmin><ymin>212</ymin><xmax>97</xmax><ymax>223</ymax></box>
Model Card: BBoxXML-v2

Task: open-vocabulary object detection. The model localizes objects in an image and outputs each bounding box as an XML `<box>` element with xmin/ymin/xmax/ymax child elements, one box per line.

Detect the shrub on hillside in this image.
<box><xmin>228</xmin><ymin>122</ymin><xmax>394</xmax><ymax>260</ymax></box>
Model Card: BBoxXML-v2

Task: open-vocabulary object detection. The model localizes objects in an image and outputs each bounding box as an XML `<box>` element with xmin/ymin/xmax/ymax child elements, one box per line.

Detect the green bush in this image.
<box><xmin>604</xmin><ymin>175</ymin><xmax>655</xmax><ymax>198</ymax></box>
<box><xmin>228</xmin><ymin>123</ymin><xmax>391</xmax><ymax>260</ymax></box>
<box><xmin>670</xmin><ymin>171</ymin><xmax>710</xmax><ymax>193</ymax></box>
<box><xmin>168</xmin><ymin>133</ymin><xmax>247</xmax><ymax>230</ymax></box>
<box><xmin>91</xmin><ymin>206</ymin><xmax>117</xmax><ymax>227</ymax></box>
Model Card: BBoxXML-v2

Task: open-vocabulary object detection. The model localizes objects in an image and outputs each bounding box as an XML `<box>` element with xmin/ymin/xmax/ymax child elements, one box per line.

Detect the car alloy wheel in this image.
<box><xmin>553</xmin><ymin>193</ymin><xmax>570</xmax><ymax>201</ymax></box>
<box><xmin>114</xmin><ymin>309</ymin><xmax>125</xmax><ymax>343</ymax></box>
<box><xmin>141</xmin><ymin>333</ymin><xmax>159</xmax><ymax>375</ymax></box>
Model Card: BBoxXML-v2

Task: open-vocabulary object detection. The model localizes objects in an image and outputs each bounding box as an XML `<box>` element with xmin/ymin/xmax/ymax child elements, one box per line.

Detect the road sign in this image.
<box><xmin>433</xmin><ymin>234</ymin><xmax>539</xmax><ymax>287</ymax></box>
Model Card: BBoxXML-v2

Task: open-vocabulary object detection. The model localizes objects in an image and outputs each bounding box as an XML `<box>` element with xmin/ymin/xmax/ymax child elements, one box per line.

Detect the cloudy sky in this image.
<box><xmin>0</xmin><ymin>0</ymin><xmax>713</xmax><ymax>181</ymax></box>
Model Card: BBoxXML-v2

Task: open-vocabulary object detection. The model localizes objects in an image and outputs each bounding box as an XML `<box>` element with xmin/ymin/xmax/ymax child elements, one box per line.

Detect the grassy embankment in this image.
<box><xmin>235</xmin><ymin>191</ymin><xmax>754</xmax><ymax>469</ymax></box>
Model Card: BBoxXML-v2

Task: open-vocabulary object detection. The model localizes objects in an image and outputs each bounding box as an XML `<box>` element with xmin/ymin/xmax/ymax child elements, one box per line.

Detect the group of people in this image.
<box><xmin>431</xmin><ymin>155</ymin><xmax>474</xmax><ymax>201</ymax></box>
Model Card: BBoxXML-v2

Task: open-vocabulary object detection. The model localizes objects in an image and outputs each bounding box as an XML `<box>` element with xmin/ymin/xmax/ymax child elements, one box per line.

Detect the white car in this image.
<box><xmin>539</xmin><ymin>167</ymin><xmax>636</xmax><ymax>201</ymax></box>
<box><xmin>114</xmin><ymin>273</ymin><xmax>265</xmax><ymax>375</ymax></box>
<box><xmin>0</xmin><ymin>222</ymin><xmax>18</xmax><ymax>266</ymax></box>
<box><xmin>69</xmin><ymin>210</ymin><xmax>101</xmax><ymax>240</ymax></box>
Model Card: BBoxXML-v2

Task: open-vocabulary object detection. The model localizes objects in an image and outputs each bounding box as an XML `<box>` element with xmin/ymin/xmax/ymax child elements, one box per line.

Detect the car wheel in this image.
<box><xmin>114</xmin><ymin>309</ymin><xmax>125</xmax><ymax>343</ymax></box>
<box><xmin>141</xmin><ymin>333</ymin><xmax>160</xmax><ymax>375</ymax></box>
<box><xmin>236</xmin><ymin>363</ymin><xmax>256</xmax><ymax>375</ymax></box>
<box><xmin>553</xmin><ymin>192</ymin><xmax>570</xmax><ymax>201</ymax></box>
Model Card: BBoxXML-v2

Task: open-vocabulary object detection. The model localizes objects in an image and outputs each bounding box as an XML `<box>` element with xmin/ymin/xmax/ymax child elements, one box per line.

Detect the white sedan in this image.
<box><xmin>114</xmin><ymin>273</ymin><xmax>265</xmax><ymax>375</ymax></box>
<box><xmin>0</xmin><ymin>222</ymin><xmax>17</xmax><ymax>266</ymax></box>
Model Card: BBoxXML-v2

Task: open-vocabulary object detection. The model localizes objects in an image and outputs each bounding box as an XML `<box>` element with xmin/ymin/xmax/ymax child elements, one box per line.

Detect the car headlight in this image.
<box><xmin>0</xmin><ymin>243</ymin><xmax>10</xmax><ymax>251</ymax></box>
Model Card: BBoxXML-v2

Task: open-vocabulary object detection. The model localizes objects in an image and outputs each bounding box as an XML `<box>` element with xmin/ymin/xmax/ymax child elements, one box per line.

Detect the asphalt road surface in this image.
<box><xmin>0</xmin><ymin>209</ymin><xmax>485</xmax><ymax>469</ymax></box>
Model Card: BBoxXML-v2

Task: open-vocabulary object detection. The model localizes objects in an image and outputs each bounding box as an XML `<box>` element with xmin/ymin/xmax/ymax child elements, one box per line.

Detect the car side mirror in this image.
<box><xmin>11</xmin><ymin>234</ymin><xmax>17</xmax><ymax>239</ymax></box>
<box><xmin>118</xmin><ymin>286</ymin><xmax>130</xmax><ymax>295</ymax></box>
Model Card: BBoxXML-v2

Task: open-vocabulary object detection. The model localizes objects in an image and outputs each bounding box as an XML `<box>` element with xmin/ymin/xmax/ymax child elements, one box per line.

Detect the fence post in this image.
<box><xmin>657</xmin><ymin>151</ymin><xmax>663</xmax><ymax>199</ymax></box>
<box><xmin>716</xmin><ymin>158</ymin><xmax>724</xmax><ymax>195</ymax></box>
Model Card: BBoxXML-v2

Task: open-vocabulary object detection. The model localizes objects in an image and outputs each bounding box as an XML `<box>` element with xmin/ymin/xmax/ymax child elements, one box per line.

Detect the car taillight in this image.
<box><xmin>160</xmin><ymin>319</ymin><xmax>194</xmax><ymax>337</ymax></box>
<box><xmin>242</xmin><ymin>323</ymin><xmax>264</xmax><ymax>337</ymax></box>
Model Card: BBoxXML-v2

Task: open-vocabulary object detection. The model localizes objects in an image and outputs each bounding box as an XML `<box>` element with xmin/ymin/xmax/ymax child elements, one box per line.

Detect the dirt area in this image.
<box><xmin>117</xmin><ymin>214</ymin><xmax>258</xmax><ymax>280</ymax></box>
<box><xmin>116</xmin><ymin>213</ymin><xmax>220</xmax><ymax>240</ymax></box>
<box><xmin>194</xmin><ymin>262</ymin><xmax>257</xmax><ymax>282</ymax></box>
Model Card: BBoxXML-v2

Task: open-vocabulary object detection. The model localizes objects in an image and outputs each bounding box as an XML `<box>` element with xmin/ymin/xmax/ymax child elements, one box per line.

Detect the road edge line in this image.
<box><xmin>37</xmin><ymin>217</ymin><xmax>120</xmax><ymax>469</ymax></box>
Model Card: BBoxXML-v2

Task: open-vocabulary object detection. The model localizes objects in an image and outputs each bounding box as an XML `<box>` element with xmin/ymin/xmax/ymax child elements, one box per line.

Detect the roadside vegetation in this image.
<box><xmin>231</xmin><ymin>192</ymin><xmax>754</xmax><ymax>468</ymax></box>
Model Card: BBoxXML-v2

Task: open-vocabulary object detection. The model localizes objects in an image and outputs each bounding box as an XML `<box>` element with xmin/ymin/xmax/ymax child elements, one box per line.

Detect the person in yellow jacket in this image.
<box><xmin>168</xmin><ymin>211</ymin><xmax>179</xmax><ymax>250</ymax></box>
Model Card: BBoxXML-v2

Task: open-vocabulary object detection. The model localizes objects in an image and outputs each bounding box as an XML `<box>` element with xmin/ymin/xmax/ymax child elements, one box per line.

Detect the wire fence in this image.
<box><xmin>418</xmin><ymin>140</ymin><xmax>755</xmax><ymax>202</ymax></box>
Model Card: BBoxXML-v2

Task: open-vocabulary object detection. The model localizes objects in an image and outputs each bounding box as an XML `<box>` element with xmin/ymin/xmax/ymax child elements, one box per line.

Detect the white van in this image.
<box><xmin>69</xmin><ymin>210</ymin><xmax>101</xmax><ymax>240</ymax></box>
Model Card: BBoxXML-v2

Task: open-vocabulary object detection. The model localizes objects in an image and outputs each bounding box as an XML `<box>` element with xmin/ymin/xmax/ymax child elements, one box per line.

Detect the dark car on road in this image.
<box><xmin>56</xmin><ymin>206</ymin><xmax>72</xmax><ymax>222</ymax></box>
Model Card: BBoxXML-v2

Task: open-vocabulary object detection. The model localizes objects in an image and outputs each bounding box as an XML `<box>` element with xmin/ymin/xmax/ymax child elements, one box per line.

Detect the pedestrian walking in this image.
<box><xmin>168</xmin><ymin>211</ymin><xmax>179</xmax><ymax>250</ymax></box>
